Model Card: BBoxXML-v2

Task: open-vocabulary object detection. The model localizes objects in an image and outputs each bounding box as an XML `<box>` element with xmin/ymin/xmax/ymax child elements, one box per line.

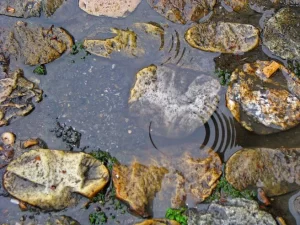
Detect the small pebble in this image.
<box><xmin>10</xmin><ymin>199</ymin><xmax>19</xmax><ymax>205</ymax></box>
<box><xmin>128</xmin><ymin>130</ymin><xmax>132</xmax><ymax>134</ymax></box>
<box><xmin>1</xmin><ymin>132</ymin><xmax>15</xmax><ymax>145</ymax></box>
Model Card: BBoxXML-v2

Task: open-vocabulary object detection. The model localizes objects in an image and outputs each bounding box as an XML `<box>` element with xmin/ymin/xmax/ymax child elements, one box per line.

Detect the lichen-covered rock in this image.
<box><xmin>0</xmin><ymin>59</ymin><xmax>43</xmax><ymax>126</ymax></box>
<box><xmin>147</xmin><ymin>0</ymin><xmax>216</xmax><ymax>24</ymax></box>
<box><xmin>185</xmin><ymin>22</ymin><xmax>259</xmax><ymax>54</ymax></box>
<box><xmin>226</xmin><ymin>148</ymin><xmax>300</xmax><ymax>196</ymax></box>
<box><xmin>112</xmin><ymin>162</ymin><xmax>168</xmax><ymax>217</ymax></box>
<box><xmin>1</xmin><ymin>21</ymin><xmax>73</xmax><ymax>65</ymax></box>
<box><xmin>263</xmin><ymin>8</ymin><xmax>300</xmax><ymax>60</ymax></box>
<box><xmin>226</xmin><ymin>60</ymin><xmax>300</xmax><ymax>134</ymax></box>
<box><xmin>79</xmin><ymin>0</ymin><xmax>141</xmax><ymax>17</ymax></box>
<box><xmin>83</xmin><ymin>28</ymin><xmax>141</xmax><ymax>58</ymax></box>
<box><xmin>129</xmin><ymin>65</ymin><xmax>220</xmax><ymax>138</ymax></box>
<box><xmin>223</xmin><ymin>0</ymin><xmax>300</xmax><ymax>12</ymax></box>
<box><xmin>3</xmin><ymin>149</ymin><xmax>109</xmax><ymax>210</ymax></box>
<box><xmin>0</xmin><ymin>0</ymin><xmax>42</xmax><ymax>18</ymax></box>
<box><xmin>188</xmin><ymin>198</ymin><xmax>276</xmax><ymax>225</ymax></box>
<box><xmin>162</xmin><ymin>150</ymin><xmax>222</xmax><ymax>208</ymax></box>
<box><xmin>43</xmin><ymin>0</ymin><xmax>65</xmax><ymax>16</ymax></box>
<box><xmin>0</xmin><ymin>0</ymin><xmax>66</xmax><ymax>18</ymax></box>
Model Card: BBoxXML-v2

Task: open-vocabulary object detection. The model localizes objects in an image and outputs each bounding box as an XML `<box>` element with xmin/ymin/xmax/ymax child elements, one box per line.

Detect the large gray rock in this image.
<box><xmin>263</xmin><ymin>7</ymin><xmax>300</xmax><ymax>60</ymax></box>
<box><xmin>129</xmin><ymin>65</ymin><xmax>220</xmax><ymax>138</ymax></box>
<box><xmin>188</xmin><ymin>198</ymin><xmax>276</xmax><ymax>225</ymax></box>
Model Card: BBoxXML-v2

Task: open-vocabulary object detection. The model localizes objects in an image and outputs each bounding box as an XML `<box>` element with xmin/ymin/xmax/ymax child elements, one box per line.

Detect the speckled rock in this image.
<box><xmin>188</xmin><ymin>198</ymin><xmax>276</xmax><ymax>225</ymax></box>
<box><xmin>263</xmin><ymin>8</ymin><xmax>300</xmax><ymax>60</ymax></box>
<box><xmin>1</xmin><ymin>21</ymin><xmax>73</xmax><ymax>65</ymax></box>
<box><xmin>226</xmin><ymin>148</ymin><xmax>300</xmax><ymax>196</ymax></box>
<box><xmin>3</xmin><ymin>149</ymin><xmax>109</xmax><ymax>210</ymax></box>
<box><xmin>0</xmin><ymin>58</ymin><xmax>43</xmax><ymax>126</ymax></box>
<box><xmin>223</xmin><ymin>0</ymin><xmax>300</xmax><ymax>12</ymax></box>
<box><xmin>162</xmin><ymin>150</ymin><xmax>222</xmax><ymax>208</ymax></box>
<box><xmin>135</xmin><ymin>219</ymin><xmax>180</xmax><ymax>225</ymax></box>
<box><xmin>226</xmin><ymin>60</ymin><xmax>300</xmax><ymax>134</ymax></box>
<box><xmin>79</xmin><ymin>0</ymin><xmax>141</xmax><ymax>17</ymax></box>
<box><xmin>147</xmin><ymin>0</ymin><xmax>216</xmax><ymax>24</ymax></box>
<box><xmin>185</xmin><ymin>22</ymin><xmax>259</xmax><ymax>54</ymax></box>
<box><xmin>112</xmin><ymin>162</ymin><xmax>168</xmax><ymax>217</ymax></box>
<box><xmin>43</xmin><ymin>0</ymin><xmax>65</xmax><ymax>16</ymax></box>
<box><xmin>0</xmin><ymin>0</ymin><xmax>42</xmax><ymax>18</ymax></box>
<box><xmin>0</xmin><ymin>0</ymin><xmax>66</xmax><ymax>18</ymax></box>
<box><xmin>84</xmin><ymin>28</ymin><xmax>142</xmax><ymax>58</ymax></box>
<box><xmin>129</xmin><ymin>65</ymin><xmax>220</xmax><ymax>138</ymax></box>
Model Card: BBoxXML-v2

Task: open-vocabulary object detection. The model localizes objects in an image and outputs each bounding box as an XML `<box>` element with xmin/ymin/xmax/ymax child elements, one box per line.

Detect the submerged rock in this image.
<box><xmin>263</xmin><ymin>8</ymin><xmax>300</xmax><ymax>60</ymax></box>
<box><xmin>83</xmin><ymin>28</ymin><xmax>142</xmax><ymax>58</ymax></box>
<box><xmin>185</xmin><ymin>22</ymin><xmax>259</xmax><ymax>54</ymax></box>
<box><xmin>162</xmin><ymin>150</ymin><xmax>222</xmax><ymax>208</ymax></box>
<box><xmin>0</xmin><ymin>0</ymin><xmax>41</xmax><ymax>18</ymax></box>
<box><xmin>43</xmin><ymin>0</ymin><xmax>65</xmax><ymax>17</ymax></box>
<box><xmin>135</xmin><ymin>219</ymin><xmax>180</xmax><ymax>225</ymax></box>
<box><xmin>0</xmin><ymin>0</ymin><xmax>65</xmax><ymax>18</ymax></box>
<box><xmin>147</xmin><ymin>0</ymin><xmax>216</xmax><ymax>24</ymax></box>
<box><xmin>188</xmin><ymin>198</ymin><xmax>276</xmax><ymax>225</ymax></box>
<box><xmin>129</xmin><ymin>65</ymin><xmax>220</xmax><ymax>138</ymax></box>
<box><xmin>0</xmin><ymin>62</ymin><xmax>43</xmax><ymax>126</ymax></box>
<box><xmin>3</xmin><ymin>149</ymin><xmax>109</xmax><ymax>210</ymax></box>
<box><xmin>1</xmin><ymin>21</ymin><xmax>73</xmax><ymax>65</ymax></box>
<box><xmin>226</xmin><ymin>61</ymin><xmax>300</xmax><ymax>134</ymax></box>
<box><xmin>226</xmin><ymin>148</ymin><xmax>300</xmax><ymax>196</ymax></box>
<box><xmin>79</xmin><ymin>0</ymin><xmax>141</xmax><ymax>17</ymax></box>
<box><xmin>112</xmin><ymin>162</ymin><xmax>168</xmax><ymax>217</ymax></box>
<box><xmin>83</xmin><ymin>22</ymin><xmax>165</xmax><ymax>59</ymax></box>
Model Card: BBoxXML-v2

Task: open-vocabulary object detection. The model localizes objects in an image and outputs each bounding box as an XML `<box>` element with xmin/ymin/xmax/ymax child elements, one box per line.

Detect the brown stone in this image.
<box><xmin>185</xmin><ymin>22</ymin><xmax>259</xmax><ymax>54</ymax></box>
<box><xmin>112</xmin><ymin>162</ymin><xmax>168</xmax><ymax>217</ymax></box>
<box><xmin>226</xmin><ymin>148</ymin><xmax>300</xmax><ymax>196</ymax></box>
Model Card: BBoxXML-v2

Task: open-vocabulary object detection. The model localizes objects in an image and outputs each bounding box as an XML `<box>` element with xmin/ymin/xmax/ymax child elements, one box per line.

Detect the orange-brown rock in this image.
<box><xmin>112</xmin><ymin>162</ymin><xmax>168</xmax><ymax>217</ymax></box>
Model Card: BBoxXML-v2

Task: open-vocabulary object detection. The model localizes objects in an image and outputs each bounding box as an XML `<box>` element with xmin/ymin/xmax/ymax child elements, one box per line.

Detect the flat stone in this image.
<box><xmin>188</xmin><ymin>198</ymin><xmax>276</xmax><ymax>225</ymax></box>
<box><xmin>43</xmin><ymin>0</ymin><xmax>65</xmax><ymax>16</ymax></box>
<box><xmin>185</xmin><ymin>22</ymin><xmax>259</xmax><ymax>54</ymax></box>
<box><xmin>79</xmin><ymin>0</ymin><xmax>141</xmax><ymax>17</ymax></box>
<box><xmin>129</xmin><ymin>65</ymin><xmax>220</xmax><ymax>138</ymax></box>
<box><xmin>225</xmin><ymin>148</ymin><xmax>300</xmax><ymax>196</ymax></box>
<box><xmin>147</xmin><ymin>0</ymin><xmax>216</xmax><ymax>24</ymax></box>
<box><xmin>0</xmin><ymin>0</ymin><xmax>41</xmax><ymax>18</ymax></box>
<box><xmin>263</xmin><ymin>7</ymin><xmax>300</xmax><ymax>60</ymax></box>
<box><xmin>3</xmin><ymin>149</ymin><xmax>109</xmax><ymax>210</ymax></box>
<box><xmin>1</xmin><ymin>21</ymin><xmax>73</xmax><ymax>65</ymax></box>
<box><xmin>162</xmin><ymin>150</ymin><xmax>222</xmax><ymax>208</ymax></box>
<box><xmin>0</xmin><ymin>58</ymin><xmax>43</xmax><ymax>126</ymax></box>
<box><xmin>112</xmin><ymin>162</ymin><xmax>168</xmax><ymax>217</ymax></box>
<box><xmin>83</xmin><ymin>28</ymin><xmax>142</xmax><ymax>58</ymax></box>
<box><xmin>226</xmin><ymin>60</ymin><xmax>300</xmax><ymax>134</ymax></box>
